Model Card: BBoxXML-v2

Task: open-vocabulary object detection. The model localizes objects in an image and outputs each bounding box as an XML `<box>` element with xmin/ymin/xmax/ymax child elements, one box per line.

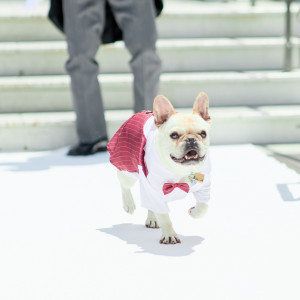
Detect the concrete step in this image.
<box><xmin>1</xmin><ymin>38</ymin><xmax>300</xmax><ymax>76</ymax></box>
<box><xmin>257</xmin><ymin>143</ymin><xmax>300</xmax><ymax>173</ymax></box>
<box><xmin>1</xmin><ymin>70</ymin><xmax>300</xmax><ymax>113</ymax></box>
<box><xmin>0</xmin><ymin>1</ymin><xmax>300</xmax><ymax>41</ymax></box>
<box><xmin>1</xmin><ymin>105</ymin><xmax>299</xmax><ymax>151</ymax></box>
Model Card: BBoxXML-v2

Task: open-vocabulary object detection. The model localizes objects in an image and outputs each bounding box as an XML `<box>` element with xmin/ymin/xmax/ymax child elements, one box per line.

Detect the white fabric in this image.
<box><xmin>123</xmin><ymin>116</ymin><xmax>212</xmax><ymax>214</ymax></box>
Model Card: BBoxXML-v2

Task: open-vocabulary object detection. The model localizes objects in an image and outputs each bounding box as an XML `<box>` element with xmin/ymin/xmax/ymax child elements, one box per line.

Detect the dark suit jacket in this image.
<box><xmin>48</xmin><ymin>0</ymin><xmax>163</xmax><ymax>44</ymax></box>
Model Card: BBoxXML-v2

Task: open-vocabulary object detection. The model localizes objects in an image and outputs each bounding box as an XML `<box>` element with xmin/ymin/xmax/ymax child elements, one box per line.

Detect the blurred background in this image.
<box><xmin>0</xmin><ymin>0</ymin><xmax>299</xmax><ymax>171</ymax></box>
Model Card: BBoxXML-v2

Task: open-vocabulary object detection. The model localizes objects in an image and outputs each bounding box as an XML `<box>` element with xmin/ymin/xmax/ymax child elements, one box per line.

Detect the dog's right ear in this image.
<box><xmin>193</xmin><ymin>92</ymin><xmax>211</xmax><ymax>122</ymax></box>
<box><xmin>153</xmin><ymin>95</ymin><xmax>175</xmax><ymax>128</ymax></box>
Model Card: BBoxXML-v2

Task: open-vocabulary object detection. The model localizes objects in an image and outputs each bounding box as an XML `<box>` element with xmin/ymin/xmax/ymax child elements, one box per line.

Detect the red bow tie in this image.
<box><xmin>163</xmin><ymin>183</ymin><xmax>190</xmax><ymax>195</ymax></box>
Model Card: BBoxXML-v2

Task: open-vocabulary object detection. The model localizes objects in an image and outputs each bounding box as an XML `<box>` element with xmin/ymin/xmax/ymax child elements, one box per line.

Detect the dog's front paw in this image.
<box><xmin>189</xmin><ymin>203</ymin><xmax>208</xmax><ymax>219</ymax></box>
<box><xmin>160</xmin><ymin>230</ymin><xmax>181</xmax><ymax>244</ymax></box>
<box><xmin>122</xmin><ymin>191</ymin><xmax>136</xmax><ymax>214</ymax></box>
<box><xmin>123</xmin><ymin>201</ymin><xmax>136</xmax><ymax>214</ymax></box>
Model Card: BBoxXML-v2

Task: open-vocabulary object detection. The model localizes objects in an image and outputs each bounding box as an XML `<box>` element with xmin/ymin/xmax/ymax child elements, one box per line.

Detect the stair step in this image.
<box><xmin>1</xmin><ymin>0</ymin><xmax>299</xmax><ymax>150</ymax></box>
<box><xmin>1</xmin><ymin>70</ymin><xmax>300</xmax><ymax>113</ymax></box>
<box><xmin>1</xmin><ymin>38</ymin><xmax>300</xmax><ymax>76</ymax></box>
<box><xmin>160</xmin><ymin>1</ymin><xmax>300</xmax><ymax>39</ymax></box>
<box><xmin>0</xmin><ymin>1</ymin><xmax>300</xmax><ymax>41</ymax></box>
<box><xmin>1</xmin><ymin>105</ymin><xmax>299</xmax><ymax>151</ymax></box>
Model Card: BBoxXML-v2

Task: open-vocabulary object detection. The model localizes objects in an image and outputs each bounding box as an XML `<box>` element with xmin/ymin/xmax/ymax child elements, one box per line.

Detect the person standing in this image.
<box><xmin>48</xmin><ymin>0</ymin><xmax>163</xmax><ymax>155</ymax></box>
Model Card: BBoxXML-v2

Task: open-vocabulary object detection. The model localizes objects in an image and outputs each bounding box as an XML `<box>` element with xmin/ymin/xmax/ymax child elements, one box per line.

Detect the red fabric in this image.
<box><xmin>107</xmin><ymin>111</ymin><xmax>154</xmax><ymax>177</ymax></box>
<box><xmin>162</xmin><ymin>183</ymin><xmax>190</xmax><ymax>195</ymax></box>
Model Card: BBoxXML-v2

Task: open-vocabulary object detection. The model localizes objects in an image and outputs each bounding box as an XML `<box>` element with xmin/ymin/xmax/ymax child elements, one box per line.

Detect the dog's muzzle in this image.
<box><xmin>170</xmin><ymin>149</ymin><xmax>205</xmax><ymax>165</ymax></box>
<box><xmin>170</xmin><ymin>137</ymin><xmax>205</xmax><ymax>164</ymax></box>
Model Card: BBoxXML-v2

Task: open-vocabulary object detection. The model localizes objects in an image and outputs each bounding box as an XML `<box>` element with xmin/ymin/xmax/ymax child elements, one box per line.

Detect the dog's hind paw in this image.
<box><xmin>145</xmin><ymin>210</ymin><xmax>160</xmax><ymax>228</ymax></box>
<box><xmin>188</xmin><ymin>203</ymin><xmax>208</xmax><ymax>219</ymax></box>
<box><xmin>146</xmin><ymin>220</ymin><xmax>159</xmax><ymax>228</ymax></box>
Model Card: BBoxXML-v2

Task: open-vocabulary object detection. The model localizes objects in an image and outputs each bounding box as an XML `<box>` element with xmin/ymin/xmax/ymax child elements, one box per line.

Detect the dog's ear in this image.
<box><xmin>193</xmin><ymin>92</ymin><xmax>211</xmax><ymax>122</ymax></box>
<box><xmin>153</xmin><ymin>95</ymin><xmax>175</xmax><ymax>127</ymax></box>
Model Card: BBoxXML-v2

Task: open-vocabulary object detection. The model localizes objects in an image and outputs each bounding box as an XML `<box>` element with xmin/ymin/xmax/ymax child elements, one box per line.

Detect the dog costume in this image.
<box><xmin>108</xmin><ymin>111</ymin><xmax>211</xmax><ymax>213</ymax></box>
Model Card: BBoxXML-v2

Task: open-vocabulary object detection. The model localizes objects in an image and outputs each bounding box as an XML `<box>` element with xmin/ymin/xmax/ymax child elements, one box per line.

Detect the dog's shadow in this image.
<box><xmin>98</xmin><ymin>223</ymin><xmax>204</xmax><ymax>257</ymax></box>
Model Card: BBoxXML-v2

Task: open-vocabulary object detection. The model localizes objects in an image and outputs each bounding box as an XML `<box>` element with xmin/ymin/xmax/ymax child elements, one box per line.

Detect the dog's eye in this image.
<box><xmin>200</xmin><ymin>131</ymin><xmax>207</xmax><ymax>139</ymax></box>
<box><xmin>170</xmin><ymin>132</ymin><xmax>180</xmax><ymax>139</ymax></box>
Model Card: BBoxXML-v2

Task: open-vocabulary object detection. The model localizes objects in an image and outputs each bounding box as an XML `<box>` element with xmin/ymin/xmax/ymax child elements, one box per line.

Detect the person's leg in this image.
<box><xmin>108</xmin><ymin>0</ymin><xmax>162</xmax><ymax>113</ymax></box>
<box><xmin>63</xmin><ymin>0</ymin><xmax>108</xmax><ymax>149</ymax></box>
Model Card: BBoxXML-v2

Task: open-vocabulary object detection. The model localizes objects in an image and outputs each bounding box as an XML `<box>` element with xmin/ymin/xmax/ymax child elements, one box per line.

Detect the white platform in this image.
<box><xmin>0</xmin><ymin>145</ymin><xmax>300</xmax><ymax>300</ymax></box>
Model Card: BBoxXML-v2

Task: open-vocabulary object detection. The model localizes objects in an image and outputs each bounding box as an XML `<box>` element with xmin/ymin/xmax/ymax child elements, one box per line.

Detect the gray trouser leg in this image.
<box><xmin>63</xmin><ymin>0</ymin><xmax>107</xmax><ymax>143</ymax></box>
<box><xmin>108</xmin><ymin>0</ymin><xmax>162</xmax><ymax>113</ymax></box>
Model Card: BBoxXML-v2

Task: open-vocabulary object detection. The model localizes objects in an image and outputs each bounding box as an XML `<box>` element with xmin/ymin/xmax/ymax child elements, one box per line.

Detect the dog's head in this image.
<box><xmin>153</xmin><ymin>92</ymin><xmax>211</xmax><ymax>175</ymax></box>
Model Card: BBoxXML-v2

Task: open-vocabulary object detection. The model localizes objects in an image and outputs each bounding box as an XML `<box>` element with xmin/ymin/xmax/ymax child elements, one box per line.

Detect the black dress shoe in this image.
<box><xmin>67</xmin><ymin>138</ymin><xmax>108</xmax><ymax>156</ymax></box>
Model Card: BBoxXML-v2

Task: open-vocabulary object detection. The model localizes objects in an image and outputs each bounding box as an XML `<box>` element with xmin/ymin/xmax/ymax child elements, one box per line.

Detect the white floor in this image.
<box><xmin>0</xmin><ymin>144</ymin><xmax>299</xmax><ymax>300</ymax></box>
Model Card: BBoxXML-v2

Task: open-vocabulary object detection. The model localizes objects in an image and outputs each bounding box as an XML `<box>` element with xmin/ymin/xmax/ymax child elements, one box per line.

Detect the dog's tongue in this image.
<box><xmin>183</xmin><ymin>150</ymin><xmax>200</xmax><ymax>161</ymax></box>
<box><xmin>187</xmin><ymin>150</ymin><xmax>197</xmax><ymax>157</ymax></box>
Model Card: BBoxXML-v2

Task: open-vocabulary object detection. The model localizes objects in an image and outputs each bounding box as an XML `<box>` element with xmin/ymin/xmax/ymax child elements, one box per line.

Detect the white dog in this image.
<box><xmin>107</xmin><ymin>92</ymin><xmax>212</xmax><ymax>244</ymax></box>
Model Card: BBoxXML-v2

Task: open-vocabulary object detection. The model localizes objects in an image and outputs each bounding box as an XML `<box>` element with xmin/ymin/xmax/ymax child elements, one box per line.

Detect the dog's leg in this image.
<box><xmin>155</xmin><ymin>213</ymin><xmax>181</xmax><ymax>244</ymax></box>
<box><xmin>117</xmin><ymin>170</ymin><xmax>137</xmax><ymax>214</ymax></box>
<box><xmin>145</xmin><ymin>210</ymin><xmax>159</xmax><ymax>228</ymax></box>
<box><xmin>189</xmin><ymin>203</ymin><xmax>208</xmax><ymax>218</ymax></box>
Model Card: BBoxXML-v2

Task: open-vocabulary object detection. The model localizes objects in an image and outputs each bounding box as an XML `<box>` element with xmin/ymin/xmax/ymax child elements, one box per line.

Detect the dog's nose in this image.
<box><xmin>186</xmin><ymin>137</ymin><xmax>197</xmax><ymax>145</ymax></box>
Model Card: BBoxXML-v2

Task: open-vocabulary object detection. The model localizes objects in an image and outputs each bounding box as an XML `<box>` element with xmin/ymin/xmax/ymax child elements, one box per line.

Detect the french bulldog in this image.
<box><xmin>107</xmin><ymin>92</ymin><xmax>212</xmax><ymax>244</ymax></box>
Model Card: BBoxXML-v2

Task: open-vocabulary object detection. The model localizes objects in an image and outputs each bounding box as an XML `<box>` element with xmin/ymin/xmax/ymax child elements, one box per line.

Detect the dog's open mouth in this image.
<box><xmin>170</xmin><ymin>150</ymin><xmax>205</xmax><ymax>164</ymax></box>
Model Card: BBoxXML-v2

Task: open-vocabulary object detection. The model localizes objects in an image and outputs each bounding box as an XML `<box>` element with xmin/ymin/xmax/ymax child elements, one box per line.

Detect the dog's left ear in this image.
<box><xmin>153</xmin><ymin>95</ymin><xmax>175</xmax><ymax>128</ymax></box>
<box><xmin>193</xmin><ymin>92</ymin><xmax>211</xmax><ymax>122</ymax></box>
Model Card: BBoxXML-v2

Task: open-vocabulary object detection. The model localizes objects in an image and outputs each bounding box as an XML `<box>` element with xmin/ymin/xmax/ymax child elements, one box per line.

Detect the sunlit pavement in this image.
<box><xmin>0</xmin><ymin>144</ymin><xmax>299</xmax><ymax>300</ymax></box>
